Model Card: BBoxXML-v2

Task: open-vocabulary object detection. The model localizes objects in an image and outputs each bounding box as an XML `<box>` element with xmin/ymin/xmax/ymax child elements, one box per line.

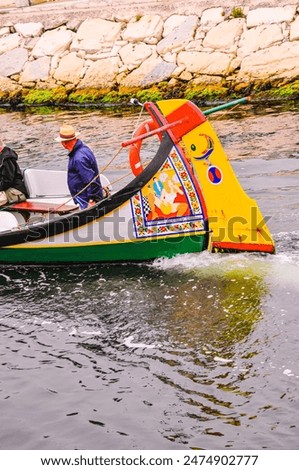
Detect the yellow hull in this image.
<box><xmin>157</xmin><ymin>99</ymin><xmax>275</xmax><ymax>254</ymax></box>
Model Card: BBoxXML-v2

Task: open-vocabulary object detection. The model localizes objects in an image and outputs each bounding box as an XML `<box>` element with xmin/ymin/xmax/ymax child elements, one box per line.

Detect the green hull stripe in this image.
<box><xmin>0</xmin><ymin>234</ymin><xmax>207</xmax><ymax>264</ymax></box>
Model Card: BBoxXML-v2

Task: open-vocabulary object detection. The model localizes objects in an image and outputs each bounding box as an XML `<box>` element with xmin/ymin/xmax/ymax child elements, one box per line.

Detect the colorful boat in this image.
<box><xmin>0</xmin><ymin>98</ymin><xmax>275</xmax><ymax>264</ymax></box>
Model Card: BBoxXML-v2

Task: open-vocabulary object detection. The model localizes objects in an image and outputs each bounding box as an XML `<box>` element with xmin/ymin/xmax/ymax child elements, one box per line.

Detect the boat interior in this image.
<box><xmin>0</xmin><ymin>169</ymin><xmax>111</xmax><ymax>233</ymax></box>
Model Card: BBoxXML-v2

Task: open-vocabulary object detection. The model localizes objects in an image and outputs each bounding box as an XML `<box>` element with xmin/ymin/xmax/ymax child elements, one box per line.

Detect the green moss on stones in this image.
<box><xmin>68</xmin><ymin>88</ymin><xmax>106</xmax><ymax>104</ymax></box>
<box><xmin>266</xmin><ymin>80</ymin><xmax>299</xmax><ymax>97</ymax></box>
<box><xmin>1</xmin><ymin>79</ymin><xmax>298</xmax><ymax>109</ymax></box>
<box><xmin>184</xmin><ymin>84</ymin><xmax>230</xmax><ymax>101</ymax></box>
<box><xmin>136</xmin><ymin>87</ymin><xmax>163</xmax><ymax>102</ymax></box>
<box><xmin>101</xmin><ymin>91</ymin><xmax>130</xmax><ymax>104</ymax></box>
<box><xmin>23</xmin><ymin>87</ymin><xmax>67</xmax><ymax>105</ymax></box>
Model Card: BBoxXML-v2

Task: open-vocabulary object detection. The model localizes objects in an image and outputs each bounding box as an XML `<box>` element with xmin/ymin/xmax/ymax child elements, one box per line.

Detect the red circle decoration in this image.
<box><xmin>207</xmin><ymin>165</ymin><xmax>222</xmax><ymax>184</ymax></box>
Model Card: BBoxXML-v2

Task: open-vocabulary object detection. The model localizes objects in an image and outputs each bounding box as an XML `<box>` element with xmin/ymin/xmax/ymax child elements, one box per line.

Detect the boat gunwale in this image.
<box><xmin>0</xmin><ymin>132</ymin><xmax>177</xmax><ymax>248</ymax></box>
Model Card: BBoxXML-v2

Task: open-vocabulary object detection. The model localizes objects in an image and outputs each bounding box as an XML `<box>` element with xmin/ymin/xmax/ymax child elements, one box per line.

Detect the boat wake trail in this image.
<box><xmin>153</xmin><ymin>229</ymin><xmax>299</xmax><ymax>272</ymax></box>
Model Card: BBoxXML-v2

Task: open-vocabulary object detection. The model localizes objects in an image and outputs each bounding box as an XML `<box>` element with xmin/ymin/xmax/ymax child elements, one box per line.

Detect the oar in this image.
<box><xmin>203</xmin><ymin>96</ymin><xmax>251</xmax><ymax>116</ymax></box>
<box><xmin>121</xmin><ymin>117</ymin><xmax>189</xmax><ymax>148</ymax></box>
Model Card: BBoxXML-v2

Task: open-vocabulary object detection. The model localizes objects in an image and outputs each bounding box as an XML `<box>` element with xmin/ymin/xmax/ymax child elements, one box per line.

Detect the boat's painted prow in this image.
<box><xmin>156</xmin><ymin>99</ymin><xmax>275</xmax><ymax>254</ymax></box>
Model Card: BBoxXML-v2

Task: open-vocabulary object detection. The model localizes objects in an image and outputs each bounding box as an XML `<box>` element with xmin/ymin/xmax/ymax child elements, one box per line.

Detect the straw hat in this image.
<box><xmin>55</xmin><ymin>124</ymin><xmax>80</xmax><ymax>142</ymax></box>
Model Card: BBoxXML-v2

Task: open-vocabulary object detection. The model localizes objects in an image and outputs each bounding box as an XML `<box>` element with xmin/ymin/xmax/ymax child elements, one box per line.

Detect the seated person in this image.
<box><xmin>0</xmin><ymin>137</ymin><xmax>28</xmax><ymax>206</ymax></box>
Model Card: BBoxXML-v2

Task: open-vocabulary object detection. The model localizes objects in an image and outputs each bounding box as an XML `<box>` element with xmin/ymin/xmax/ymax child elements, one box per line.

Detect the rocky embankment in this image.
<box><xmin>0</xmin><ymin>1</ymin><xmax>299</xmax><ymax>105</ymax></box>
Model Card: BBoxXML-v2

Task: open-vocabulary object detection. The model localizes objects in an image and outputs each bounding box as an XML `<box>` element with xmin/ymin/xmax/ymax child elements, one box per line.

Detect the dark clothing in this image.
<box><xmin>67</xmin><ymin>139</ymin><xmax>103</xmax><ymax>209</ymax></box>
<box><xmin>0</xmin><ymin>146</ymin><xmax>28</xmax><ymax>197</ymax></box>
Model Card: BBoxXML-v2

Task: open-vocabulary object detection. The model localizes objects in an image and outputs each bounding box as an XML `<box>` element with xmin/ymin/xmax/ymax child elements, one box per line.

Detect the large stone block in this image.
<box><xmin>32</xmin><ymin>28</ymin><xmax>73</xmax><ymax>58</ymax></box>
<box><xmin>0</xmin><ymin>47</ymin><xmax>28</xmax><ymax>77</ymax></box>
<box><xmin>200</xmin><ymin>7</ymin><xmax>225</xmax><ymax>30</ymax></box>
<box><xmin>121</xmin><ymin>54</ymin><xmax>177</xmax><ymax>87</ymax></box>
<box><xmin>203</xmin><ymin>18</ymin><xmax>245</xmax><ymax>51</ymax></box>
<box><xmin>157</xmin><ymin>15</ymin><xmax>198</xmax><ymax>56</ymax></box>
<box><xmin>53</xmin><ymin>52</ymin><xmax>85</xmax><ymax>85</ymax></box>
<box><xmin>240</xmin><ymin>41</ymin><xmax>299</xmax><ymax>80</ymax></box>
<box><xmin>20</xmin><ymin>56</ymin><xmax>51</xmax><ymax>82</ymax></box>
<box><xmin>178</xmin><ymin>50</ymin><xmax>235</xmax><ymax>75</ymax></box>
<box><xmin>78</xmin><ymin>56</ymin><xmax>120</xmax><ymax>89</ymax></box>
<box><xmin>162</xmin><ymin>15</ymin><xmax>189</xmax><ymax>38</ymax></box>
<box><xmin>71</xmin><ymin>18</ymin><xmax>122</xmax><ymax>53</ymax></box>
<box><xmin>119</xmin><ymin>43</ymin><xmax>154</xmax><ymax>72</ymax></box>
<box><xmin>238</xmin><ymin>24</ymin><xmax>284</xmax><ymax>59</ymax></box>
<box><xmin>0</xmin><ymin>33</ymin><xmax>21</xmax><ymax>55</ymax></box>
<box><xmin>122</xmin><ymin>15</ymin><xmax>164</xmax><ymax>45</ymax></box>
<box><xmin>247</xmin><ymin>6</ymin><xmax>296</xmax><ymax>28</ymax></box>
<box><xmin>14</xmin><ymin>22</ymin><xmax>43</xmax><ymax>38</ymax></box>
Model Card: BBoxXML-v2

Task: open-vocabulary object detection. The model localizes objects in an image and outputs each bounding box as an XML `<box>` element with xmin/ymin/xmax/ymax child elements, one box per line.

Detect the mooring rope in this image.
<box><xmin>132</xmin><ymin>103</ymin><xmax>145</xmax><ymax>136</ymax></box>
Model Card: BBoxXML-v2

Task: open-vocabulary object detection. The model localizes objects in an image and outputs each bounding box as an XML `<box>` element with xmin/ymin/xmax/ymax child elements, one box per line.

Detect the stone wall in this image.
<box><xmin>0</xmin><ymin>1</ymin><xmax>299</xmax><ymax>102</ymax></box>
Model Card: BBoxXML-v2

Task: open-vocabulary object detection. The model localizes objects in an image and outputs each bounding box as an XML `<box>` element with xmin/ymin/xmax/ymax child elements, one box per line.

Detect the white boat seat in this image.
<box><xmin>24</xmin><ymin>168</ymin><xmax>70</xmax><ymax>198</ymax></box>
<box><xmin>23</xmin><ymin>168</ymin><xmax>112</xmax><ymax>198</ymax></box>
